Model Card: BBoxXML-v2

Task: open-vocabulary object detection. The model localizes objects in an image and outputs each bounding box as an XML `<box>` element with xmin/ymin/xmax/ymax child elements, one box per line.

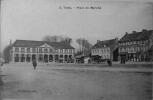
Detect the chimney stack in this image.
<box><xmin>125</xmin><ymin>32</ymin><xmax>128</xmax><ymax>35</ymax></box>
<box><xmin>133</xmin><ymin>31</ymin><xmax>136</xmax><ymax>34</ymax></box>
<box><xmin>10</xmin><ymin>39</ymin><xmax>12</xmax><ymax>45</ymax></box>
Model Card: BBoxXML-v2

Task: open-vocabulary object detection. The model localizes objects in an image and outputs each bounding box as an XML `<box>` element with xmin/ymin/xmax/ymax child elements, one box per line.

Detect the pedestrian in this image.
<box><xmin>107</xmin><ymin>59</ymin><xmax>112</xmax><ymax>66</ymax></box>
<box><xmin>32</xmin><ymin>59</ymin><xmax>37</xmax><ymax>70</ymax></box>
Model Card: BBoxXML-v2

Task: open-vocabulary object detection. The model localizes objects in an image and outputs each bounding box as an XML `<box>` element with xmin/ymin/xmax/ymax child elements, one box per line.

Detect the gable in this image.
<box><xmin>39</xmin><ymin>43</ymin><xmax>53</xmax><ymax>48</ymax></box>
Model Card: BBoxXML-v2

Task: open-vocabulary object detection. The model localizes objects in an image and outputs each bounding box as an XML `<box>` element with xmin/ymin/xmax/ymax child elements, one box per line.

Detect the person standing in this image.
<box><xmin>32</xmin><ymin>59</ymin><xmax>37</xmax><ymax>70</ymax></box>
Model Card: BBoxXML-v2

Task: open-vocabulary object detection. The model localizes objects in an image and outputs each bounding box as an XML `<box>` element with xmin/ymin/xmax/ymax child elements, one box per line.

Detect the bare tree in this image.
<box><xmin>76</xmin><ymin>38</ymin><xmax>92</xmax><ymax>55</ymax></box>
<box><xmin>42</xmin><ymin>35</ymin><xmax>72</xmax><ymax>45</ymax></box>
<box><xmin>3</xmin><ymin>45</ymin><xmax>11</xmax><ymax>63</ymax></box>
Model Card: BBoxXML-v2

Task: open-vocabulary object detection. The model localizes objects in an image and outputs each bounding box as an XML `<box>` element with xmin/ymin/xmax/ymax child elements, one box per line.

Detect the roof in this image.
<box><xmin>119</xmin><ymin>30</ymin><xmax>153</xmax><ymax>42</ymax></box>
<box><xmin>11</xmin><ymin>40</ymin><xmax>74</xmax><ymax>49</ymax></box>
<box><xmin>92</xmin><ymin>39</ymin><xmax>117</xmax><ymax>49</ymax></box>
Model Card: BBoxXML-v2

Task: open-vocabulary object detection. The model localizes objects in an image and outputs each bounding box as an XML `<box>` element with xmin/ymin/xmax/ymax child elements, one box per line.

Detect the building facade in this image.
<box><xmin>10</xmin><ymin>40</ymin><xmax>75</xmax><ymax>63</ymax></box>
<box><xmin>118</xmin><ymin>29</ymin><xmax>153</xmax><ymax>62</ymax></box>
<box><xmin>91</xmin><ymin>38</ymin><xmax>118</xmax><ymax>63</ymax></box>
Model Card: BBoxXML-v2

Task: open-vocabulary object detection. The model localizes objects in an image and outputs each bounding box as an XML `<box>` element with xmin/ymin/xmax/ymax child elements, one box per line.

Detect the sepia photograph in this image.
<box><xmin>0</xmin><ymin>0</ymin><xmax>153</xmax><ymax>100</ymax></box>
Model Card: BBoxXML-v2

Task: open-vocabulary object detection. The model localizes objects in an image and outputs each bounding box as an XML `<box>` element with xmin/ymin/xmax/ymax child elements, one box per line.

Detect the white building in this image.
<box><xmin>91</xmin><ymin>38</ymin><xmax>118</xmax><ymax>62</ymax></box>
<box><xmin>10</xmin><ymin>40</ymin><xmax>75</xmax><ymax>63</ymax></box>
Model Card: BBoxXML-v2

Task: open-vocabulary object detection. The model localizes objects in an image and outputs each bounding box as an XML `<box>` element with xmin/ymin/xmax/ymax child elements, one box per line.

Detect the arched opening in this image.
<box><xmin>59</xmin><ymin>55</ymin><xmax>63</xmax><ymax>63</ymax></box>
<box><xmin>64</xmin><ymin>55</ymin><xmax>68</xmax><ymax>62</ymax></box>
<box><xmin>21</xmin><ymin>54</ymin><xmax>25</xmax><ymax>62</ymax></box>
<box><xmin>55</xmin><ymin>55</ymin><xmax>59</xmax><ymax>62</ymax></box>
<box><xmin>44</xmin><ymin>54</ymin><xmax>48</xmax><ymax>63</ymax></box>
<box><xmin>38</xmin><ymin>54</ymin><xmax>43</xmax><ymax>62</ymax></box>
<box><xmin>69</xmin><ymin>55</ymin><xmax>72</xmax><ymax>59</ymax></box>
<box><xmin>32</xmin><ymin>54</ymin><xmax>36</xmax><ymax>61</ymax></box>
<box><xmin>49</xmin><ymin>55</ymin><xmax>53</xmax><ymax>62</ymax></box>
<box><xmin>26</xmin><ymin>54</ymin><xmax>31</xmax><ymax>62</ymax></box>
<box><xmin>14</xmin><ymin>54</ymin><xmax>19</xmax><ymax>62</ymax></box>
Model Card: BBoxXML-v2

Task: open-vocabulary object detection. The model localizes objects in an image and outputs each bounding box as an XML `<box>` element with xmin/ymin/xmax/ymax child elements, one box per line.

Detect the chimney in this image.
<box><xmin>10</xmin><ymin>39</ymin><xmax>12</xmax><ymax>45</ymax></box>
<box><xmin>142</xmin><ymin>29</ymin><xmax>147</xmax><ymax>33</ymax></box>
<box><xmin>97</xmin><ymin>40</ymin><xmax>100</xmax><ymax>43</ymax></box>
<box><xmin>125</xmin><ymin>32</ymin><xmax>128</xmax><ymax>35</ymax></box>
<box><xmin>133</xmin><ymin>31</ymin><xmax>136</xmax><ymax>34</ymax></box>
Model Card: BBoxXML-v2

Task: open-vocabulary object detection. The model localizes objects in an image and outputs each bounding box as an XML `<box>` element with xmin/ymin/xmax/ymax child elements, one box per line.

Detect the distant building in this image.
<box><xmin>91</xmin><ymin>38</ymin><xmax>118</xmax><ymax>63</ymax></box>
<box><xmin>118</xmin><ymin>29</ymin><xmax>153</xmax><ymax>62</ymax></box>
<box><xmin>10</xmin><ymin>40</ymin><xmax>75</xmax><ymax>63</ymax></box>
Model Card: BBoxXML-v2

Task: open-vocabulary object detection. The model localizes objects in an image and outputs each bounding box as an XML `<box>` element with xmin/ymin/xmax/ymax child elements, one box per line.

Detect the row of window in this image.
<box><xmin>119</xmin><ymin>40</ymin><xmax>149</xmax><ymax>46</ymax></box>
<box><xmin>15</xmin><ymin>47</ymin><xmax>73</xmax><ymax>54</ymax></box>
<box><xmin>119</xmin><ymin>46</ymin><xmax>149</xmax><ymax>53</ymax></box>
<box><xmin>92</xmin><ymin>49</ymin><xmax>110</xmax><ymax>54</ymax></box>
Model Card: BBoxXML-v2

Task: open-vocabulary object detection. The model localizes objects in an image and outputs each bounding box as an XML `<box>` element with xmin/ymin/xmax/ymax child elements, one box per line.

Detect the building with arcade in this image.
<box><xmin>9</xmin><ymin>40</ymin><xmax>75</xmax><ymax>63</ymax></box>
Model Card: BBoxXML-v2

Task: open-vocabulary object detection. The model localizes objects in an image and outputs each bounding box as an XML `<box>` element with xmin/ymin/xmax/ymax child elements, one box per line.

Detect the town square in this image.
<box><xmin>0</xmin><ymin>0</ymin><xmax>153</xmax><ymax>100</ymax></box>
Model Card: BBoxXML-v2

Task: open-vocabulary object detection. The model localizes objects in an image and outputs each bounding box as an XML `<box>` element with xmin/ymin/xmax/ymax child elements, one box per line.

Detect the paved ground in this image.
<box><xmin>0</xmin><ymin>63</ymin><xmax>152</xmax><ymax>100</ymax></box>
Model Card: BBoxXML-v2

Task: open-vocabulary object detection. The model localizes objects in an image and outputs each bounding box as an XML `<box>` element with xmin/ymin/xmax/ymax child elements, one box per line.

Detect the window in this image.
<box><xmin>69</xmin><ymin>50</ymin><xmax>72</xmax><ymax>53</ymax></box>
<box><xmin>49</xmin><ymin>49</ymin><xmax>52</xmax><ymax>53</ymax></box>
<box><xmin>101</xmin><ymin>50</ymin><xmax>103</xmax><ymax>53</ymax></box>
<box><xmin>44</xmin><ymin>49</ymin><xmax>48</xmax><ymax>53</ymax></box>
<box><xmin>27</xmin><ymin>48</ymin><xmax>30</xmax><ymax>52</ymax></box>
<box><xmin>126</xmin><ymin>48</ymin><xmax>128</xmax><ymax>52</ymax></box>
<box><xmin>65</xmin><ymin>49</ymin><xmax>68</xmax><ymax>53</ymax></box>
<box><xmin>32</xmin><ymin>48</ymin><xmax>36</xmax><ymax>53</ymax></box>
<box><xmin>60</xmin><ymin>49</ymin><xmax>63</xmax><ymax>53</ymax></box>
<box><xmin>104</xmin><ymin>49</ymin><xmax>106</xmax><ymax>53</ymax></box>
<box><xmin>21</xmin><ymin>48</ymin><xmax>25</xmax><ymax>52</ymax></box>
<box><xmin>107</xmin><ymin>49</ymin><xmax>109</xmax><ymax>53</ymax></box>
<box><xmin>39</xmin><ymin>48</ymin><xmax>42</xmax><ymax>53</ymax></box>
<box><xmin>15</xmin><ymin>48</ymin><xmax>19</xmax><ymax>52</ymax></box>
<box><xmin>55</xmin><ymin>49</ymin><xmax>58</xmax><ymax>53</ymax></box>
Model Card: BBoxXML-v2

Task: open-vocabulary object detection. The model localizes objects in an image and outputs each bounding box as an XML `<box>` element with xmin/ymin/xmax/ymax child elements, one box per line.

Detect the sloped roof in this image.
<box><xmin>119</xmin><ymin>30</ymin><xmax>153</xmax><ymax>42</ymax></box>
<box><xmin>11</xmin><ymin>40</ymin><xmax>74</xmax><ymax>49</ymax></box>
<box><xmin>92</xmin><ymin>39</ymin><xmax>117</xmax><ymax>49</ymax></box>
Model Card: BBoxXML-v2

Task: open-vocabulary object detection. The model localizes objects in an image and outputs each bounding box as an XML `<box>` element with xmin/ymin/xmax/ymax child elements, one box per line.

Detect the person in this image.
<box><xmin>107</xmin><ymin>59</ymin><xmax>112</xmax><ymax>66</ymax></box>
<box><xmin>32</xmin><ymin>59</ymin><xmax>37</xmax><ymax>70</ymax></box>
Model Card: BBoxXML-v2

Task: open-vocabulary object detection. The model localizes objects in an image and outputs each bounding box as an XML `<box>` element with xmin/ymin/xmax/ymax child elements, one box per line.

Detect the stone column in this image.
<box><xmin>19</xmin><ymin>54</ymin><xmax>21</xmax><ymax>62</ymax></box>
<box><xmin>48</xmin><ymin>54</ymin><xmax>49</xmax><ymax>62</ymax></box>
<box><xmin>63</xmin><ymin>54</ymin><xmax>65</xmax><ymax>63</ymax></box>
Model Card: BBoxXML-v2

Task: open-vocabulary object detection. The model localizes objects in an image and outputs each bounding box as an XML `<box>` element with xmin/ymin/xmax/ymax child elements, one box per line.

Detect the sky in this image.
<box><xmin>1</xmin><ymin>0</ymin><xmax>153</xmax><ymax>52</ymax></box>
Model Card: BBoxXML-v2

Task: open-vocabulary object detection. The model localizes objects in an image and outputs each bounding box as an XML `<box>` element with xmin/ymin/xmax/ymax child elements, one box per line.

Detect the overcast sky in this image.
<box><xmin>1</xmin><ymin>0</ymin><xmax>153</xmax><ymax>51</ymax></box>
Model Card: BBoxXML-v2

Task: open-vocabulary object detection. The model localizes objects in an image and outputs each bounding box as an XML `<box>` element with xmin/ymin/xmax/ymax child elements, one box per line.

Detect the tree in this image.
<box><xmin>3</xmin><ymin>45</ymin><xmax>11</xmax><ymax>63</ymax></box>
<box><xmin>42</xmin><ymin>35</ymin><xmax>72</xmax><ymax>45</ymax></box>
<box><xmin>76</xmin><ymin>38</ymin><xmax>92</xmax><ymax>55</ymax></box>
<box><xmin>42</xmin><ymin>35</ymin><xmax>59</xmax><ymax>42</ymax></box>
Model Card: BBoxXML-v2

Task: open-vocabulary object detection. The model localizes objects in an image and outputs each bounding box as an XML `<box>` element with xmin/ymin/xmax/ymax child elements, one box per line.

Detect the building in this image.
<box><xmin>91</xmin><ymin>38</ymin><xmax>118</xmax><ymax>63</ymax></box>
<box><xmin>118</xmin><ymin>29</ymin><xmax>153</xmax><ymax>62</ymax></box>
<box><xmin>9</xmin><ymin>40</ymin><xmax>75</xmax><ymax>63</ymax></box>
